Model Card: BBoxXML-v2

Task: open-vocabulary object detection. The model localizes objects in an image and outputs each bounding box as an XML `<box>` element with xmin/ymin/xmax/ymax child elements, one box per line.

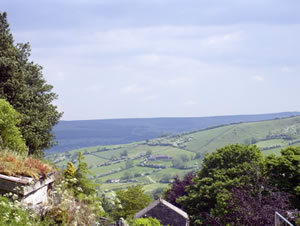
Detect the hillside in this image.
<box><xmin>47</xmin><ymin>112</ymin><xmax>299</xmax><ymax>154</ymax></box>
<box><xmin>47</xmin><ymin>115</ymin><xmax>300</xmax><ymax>194</ymax></box>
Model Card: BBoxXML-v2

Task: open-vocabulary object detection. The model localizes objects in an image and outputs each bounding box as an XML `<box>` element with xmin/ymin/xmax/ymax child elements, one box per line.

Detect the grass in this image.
<box><xmin>0</xmin><ymin>150</ymin><xmax>54</xmax><ymax>179</ymax></box>
<box><xmin>48</xmin><ymin>115</ymin><xmax>300</xmax><ymax>193</ymax></box>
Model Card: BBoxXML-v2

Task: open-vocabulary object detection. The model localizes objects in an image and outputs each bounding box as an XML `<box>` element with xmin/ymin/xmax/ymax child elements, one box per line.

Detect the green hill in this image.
<box><xmin>48</xmin><ymin>112</ymin><xmax>299</xmax><ymax>154</ymax></box>
<box><xmin>47</xmin><ymin>115</ymin><xmax>300</xmax><ymax>194</ymax></box>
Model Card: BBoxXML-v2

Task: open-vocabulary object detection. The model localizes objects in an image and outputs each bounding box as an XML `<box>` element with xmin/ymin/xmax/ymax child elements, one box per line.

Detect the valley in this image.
<box><xmin>47</xmin><ymin>115</ymin><xmax>300</xmax><ymax>195</ymax></box>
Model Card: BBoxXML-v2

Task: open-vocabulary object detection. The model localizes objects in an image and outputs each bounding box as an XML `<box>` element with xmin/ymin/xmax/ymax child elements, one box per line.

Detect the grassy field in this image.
<box><xmin>48</xmin><ymin>115</ymin><xmax>300</xmax><ymax>194</ymax></box>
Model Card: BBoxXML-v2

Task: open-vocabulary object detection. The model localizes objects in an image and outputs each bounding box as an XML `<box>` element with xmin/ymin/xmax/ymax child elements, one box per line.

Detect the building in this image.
<box><xmin>0</xmin><ymin>173</ymin><xmax>55</xmax><ymax>205</ymax></box>
<box><xmin>148</xmin><ymin>155</ymin><xmax>169</xmax><ymax>161</ymax></box>
<box><xmin>134</xmin><ymin>198</ymin><xmax>189</xmax><ymax>226</ymax></box>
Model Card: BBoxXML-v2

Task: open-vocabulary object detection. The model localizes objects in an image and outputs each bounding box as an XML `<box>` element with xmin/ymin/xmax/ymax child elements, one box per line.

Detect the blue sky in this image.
<box><xmin>2</xmin><ymin>0</ymin><xmax>300</xmax><ymax>120</ymax></box>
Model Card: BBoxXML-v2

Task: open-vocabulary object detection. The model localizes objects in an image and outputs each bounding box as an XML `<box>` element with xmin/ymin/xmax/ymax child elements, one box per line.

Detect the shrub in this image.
<box><xmin>132</xmin><ymin>217</ymin><xmax>162</xmax><ymax>226</ymax></box>
<box><xmin>0</xmin><ymin>195</ymin><xmax>44</xmax><ymax>226</ymax></box>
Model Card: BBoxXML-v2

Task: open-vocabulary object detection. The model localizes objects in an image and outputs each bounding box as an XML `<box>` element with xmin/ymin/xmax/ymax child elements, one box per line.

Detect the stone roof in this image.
<box><xmin>0</xmin><ymin>173</ymin><xmax>55</xmax><ymax>196</ymax></box>
<box><xmin>134</xmin><ymin>198</ymin><xmax>188</xmax><ymax>220</ymax></box>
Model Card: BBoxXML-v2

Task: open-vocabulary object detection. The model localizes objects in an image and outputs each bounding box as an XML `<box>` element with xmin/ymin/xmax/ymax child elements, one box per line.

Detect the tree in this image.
<box><xmin>0</xmin><ymin>99</ymin><xmax>27</xmax><ymax>153</ymax></box>
<box><xmin>198</xmin><ymin>172</ymin><xmax>294</xmax><ymax>226</ymax></box>
<box><xmin>113</xmin><ymin>185</ymin><xmax>152</xmax><ymax>220</ymax></box>
<box><xmin>125</xmin><ymin>159</ymin><xmax>134</xmax><ymax>169</ymax></box>
<box><xmin>164</xmin><ymin>172</ymin><xmax>195</xmax><ymax>208</ymax></box>
<box><xmin>180</xmin><ymin>154</ymin><xmax>190</xmax><ymax>162</ymax></box>
<box><xmin>265</xmin><ymin>146</ymin><xmax>300</xmax><ymax>209</ymax></box>
<box><xmin>159</xmin><ymin>174</ymin><xmax>173</xmax><ymax>183</ymax></box>
<box><xmin>120</xmin><ymin>150</ymin><xmax>128</xmax><ymax>157</ymax></box>
<box><xmin>146</xmin><ymin>150</ymin><xmax>152</xmax><ymax>157</ymax></box>
<box><xmin>74</xmin><ymin>152</ymin><xmax>97</xmax><ymax>197</ymax></box>
<box><xmin>172</xmin><ymin>157</ymin><xmax>185</xmax><ymax>169</ymax></box>
<box><xmin>218</xmin><ymin>184</ymin><xmax>293</xmax><ymax>226</ymax></box>
<box><xmin>122</xmin><ymin>171</ymin><xmax>134</xmax><ymax>180</ymax></box>
<box><xmin>180</xmin><ymin>144</ymin><xmax>264</xmax><ymax>225</ymax></box>
<box><xmin>0</xmin><ymin>12</ymin><xmax>62</xmax><ymax>156</ymax></box>
<box><xmin>63</xmin><ymin>161</ymin><xmax>76</xmax><ymax>179</ymax></box>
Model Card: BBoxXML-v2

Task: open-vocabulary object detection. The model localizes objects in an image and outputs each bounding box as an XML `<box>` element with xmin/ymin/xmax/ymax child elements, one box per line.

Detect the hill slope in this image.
<box><xmin>48</xmin><ymin>115</ymin><xmax>300</xmax><ymax>194</ymax></box>
<box><xmin>48</xmin><ymin>112</ymin><xmax>299</xmax><ymax>154</ymax></box>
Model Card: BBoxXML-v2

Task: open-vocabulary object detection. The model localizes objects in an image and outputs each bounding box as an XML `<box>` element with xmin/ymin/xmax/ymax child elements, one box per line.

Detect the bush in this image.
<box><xmin>132</xmin><ymin>217</ymin><xmax>162</xmax><ymax>226</ymax></box>
<box><xmin>0</xmin><ymin>195</ymin><xmax>44</xmax><ymax>226</ymax></box>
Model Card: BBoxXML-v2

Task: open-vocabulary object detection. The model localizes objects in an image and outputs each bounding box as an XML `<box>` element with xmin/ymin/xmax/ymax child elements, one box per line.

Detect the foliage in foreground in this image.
<box><xmin>131</xmin><ymin>217</ymin><xmax>162</xmax><ymax>226</ymax></box>
<box><xmin>44</xmin><ymin>177</ymin><xmax>105</xmax><ymax>225</ymax></box>
<box><xmin>165</xmin><ymin>144</ymin><xmax>299</xmax><ymax>225</ymax></box>
<box><xmin>0</xmin><ymin>12</ymin><xmax>62</xmax><ymax>157</ymax></box>
<box><xmin>0</xmin><ymin>195</ymin><xmax>44</xmax><ymax>226</ymax></box>
<box><xmin>0</xmin><ymin>150</ymin><xmax>54</xmax><ymax>179</ymax></box>
<box><xmin>0</xmin><ymin>99</ymin><xmax>27</xmax><ymax>153</ymax></box>
<box><xmin>266</xmin><ymin>146</ymin><xmax>300</xmax><ymax>209</ymax></box>
<box><xmin>113</xmin><ymin>185</ymin><xmax>152</xmax><ymax>220</ymax></box>
<box><xmin>45</xmin><ymin>152</ymin><xmax>105</xmax><ymax>225</ymax></box>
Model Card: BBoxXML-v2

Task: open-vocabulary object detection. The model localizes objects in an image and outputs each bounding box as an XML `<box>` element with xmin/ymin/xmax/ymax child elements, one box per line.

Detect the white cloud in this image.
<box><xmin>121</xmin><ymin>84</ymin><xmax>144</xmax><ymax>94</ymax></box>
<box><xmin>252</xmin><ymin>75</ymin><xmax>264</xmax><ymax>82</ymax></box>
<box><xmin>84</xmin><ymin>84</ymin><xmax>103</xmax><ymax>93</ymax></box>
<box><xmin>185</xmin><ymin>100</ymin><xmax>197</xmax><ymax>106</ymax></box>
<box><xmin>142</xmin><ymin>95</ymin><xmax>158</xmax><ymax>101</ymax></box>
<box><xmin>280</xmin><ymin>66</ymin><xmax>294</xmax><ymax>73</ymax></box>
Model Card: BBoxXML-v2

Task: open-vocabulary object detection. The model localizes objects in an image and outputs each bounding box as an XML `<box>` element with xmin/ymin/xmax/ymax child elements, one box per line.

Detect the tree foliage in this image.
<box><xmin>265</xmin><ymin>146</ymin><xmax>300</xmax><ymax>209</ymax></box>
<box><xmin>0</xmin><ymin>99</ymin><xmax>27</xmax><ymax>153</ymax></box>
<box><xmin>113</xmin><ymin>185</ymin><xmax>152</xmax><ymax>220</ymax></box>
<box><xmin>74</xmin><ymin>152</ymin><xmax>97</xmax><ymax>197</ymax></box>
<box><xmin>164</xmin><ymin>171</ymin><xmax>195</xmax><ymax>208</ymax></box>
<box><xmin>180</xmin><ymin>144</ymin><xmax>264</xmax><ymax>224</ymax></box>
<box><xmin>0</xmin><ymin>12</ymin><xmax>62</xmax><ymax>156</ymax></box>
<box><xmin>63</xmin><ymin>161</ymin><xmax>76</xmax><ymax>179</ymax></box>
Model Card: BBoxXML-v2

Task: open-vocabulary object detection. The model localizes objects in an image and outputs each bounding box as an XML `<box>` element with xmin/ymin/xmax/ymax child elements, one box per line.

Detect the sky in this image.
<box><xmin>2</xmin><ymin>0</ymin><xmax>300</xmax><ymax>120</ymax></box>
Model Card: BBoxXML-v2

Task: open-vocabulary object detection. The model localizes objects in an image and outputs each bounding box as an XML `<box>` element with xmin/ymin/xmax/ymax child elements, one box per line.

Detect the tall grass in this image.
<box><xmin>0</xmin><ymin>149</ymin><xmax>54</xmax><ymax>179</ymax></box>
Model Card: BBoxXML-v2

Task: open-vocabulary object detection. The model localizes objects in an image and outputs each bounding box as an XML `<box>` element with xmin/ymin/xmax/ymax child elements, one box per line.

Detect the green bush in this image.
<box><xmin>0</xmin><ymin>195</ymin><xmax>44</xmax><ymax>226</ymax></box>
<box><xmin>132</xmin><ymin>217</ymin><xmax>162</xmax><ymax>226</ymax></box>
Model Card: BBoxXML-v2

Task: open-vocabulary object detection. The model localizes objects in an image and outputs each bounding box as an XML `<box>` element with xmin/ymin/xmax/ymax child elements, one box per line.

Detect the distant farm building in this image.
<box><xmin>148</xmin><ymin>155</ymin><xmax>169</xmax><ymax>161</ymax></box>
<box><xmin>106</xmin><ymin>179</ymin><xmax>120</xmax><ymax>183</ymax></box>
<box><xmin>134</xmin><ymin>198</ymin><xmax>189</xmax><ymax>226</ymax></box>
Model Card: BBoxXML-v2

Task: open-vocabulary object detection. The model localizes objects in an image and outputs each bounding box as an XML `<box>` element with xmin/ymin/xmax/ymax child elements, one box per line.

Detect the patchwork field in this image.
<box><xmin>47</xmin><ymin>115</ymin><xmax>300</xmax><ymax>195</ymax></box>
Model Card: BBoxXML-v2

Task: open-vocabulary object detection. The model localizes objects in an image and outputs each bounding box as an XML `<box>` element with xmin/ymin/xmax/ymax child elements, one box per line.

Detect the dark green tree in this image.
<box><xmin>180</xmin><ymin>144</ymin><xmax>264</xmax><ymax>225</ymax></box>
<box><xmin>0</xmin><ymin>12</ymin><xmax>62</xmax><ymax>156</ymax></box>
<box><xmin>125</xmin><ymin>159</ymin><xmax>134</xmax><ymax>169</ymax></box>
<box><xmin>265</xmin><ymin>146</ymin><xmax>300</xmax><ymax>209</ymax></box>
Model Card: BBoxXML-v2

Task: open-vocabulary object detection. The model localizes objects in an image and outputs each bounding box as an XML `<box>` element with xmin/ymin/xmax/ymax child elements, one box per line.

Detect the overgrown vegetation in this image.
<box><xmin>0</xmin><ymin>150</ymin><xmax>54</xmax><ymax>179</ymax></box>
<box><xmin>164</xmin><ymin>144</ymin><xmax>300</xmax><ymax>225</ymax></box>
<box><xmin>0</xmin><ymin>195</ymin><xmax>44</xmax><ymax>226</ymax></box>
<box><xmin>0</xmin><ymin>99</ymin><xmax>27</xmax><ymax>153</ymax></box>
<box><xmin>0</xmin><ymin>12</ymin><xmax>62</xmax><ymax>157</ymax></box>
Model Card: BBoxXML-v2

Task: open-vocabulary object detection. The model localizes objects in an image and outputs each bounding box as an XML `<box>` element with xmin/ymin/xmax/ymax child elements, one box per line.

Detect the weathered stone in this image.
<box><xmin>0</xmin><ymin>173</ymin><xmax>55</xmax><ymax>205</ymax></box>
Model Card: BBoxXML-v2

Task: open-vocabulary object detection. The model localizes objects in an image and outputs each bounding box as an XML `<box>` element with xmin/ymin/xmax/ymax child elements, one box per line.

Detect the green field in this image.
<box><xmin>48</xmin><ymin>116</ymin><xmax>300</xmax><ymax>194</ymax></box>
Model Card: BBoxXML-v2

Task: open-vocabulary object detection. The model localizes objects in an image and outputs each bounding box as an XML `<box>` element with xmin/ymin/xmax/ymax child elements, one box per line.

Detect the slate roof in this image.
<box><xmin>134</xmin><ymin>198</ymin><xmax>188</xmax><ymax>219</ymax></box>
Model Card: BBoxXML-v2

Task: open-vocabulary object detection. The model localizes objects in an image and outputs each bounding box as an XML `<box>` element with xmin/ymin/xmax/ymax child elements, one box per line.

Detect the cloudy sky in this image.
<box><xmin>2</xmin><ymin>0</ymin><xmax>300</xmax><ymax>120</ymax></box>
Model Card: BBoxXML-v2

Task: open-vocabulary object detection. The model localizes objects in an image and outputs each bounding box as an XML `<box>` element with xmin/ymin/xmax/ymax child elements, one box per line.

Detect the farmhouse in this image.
<box><xmin>134</xmin><ymin>198</ymin><xmax>189</xmax><ymax>226</ymax></box>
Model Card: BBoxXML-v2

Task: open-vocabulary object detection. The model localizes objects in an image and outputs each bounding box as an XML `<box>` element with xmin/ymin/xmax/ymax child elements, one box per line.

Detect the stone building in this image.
<box><xmin>134</xmin><ymin>198</ymin><xmax>189</xmax><ymax>226</ymax></box>
<box><xmin>0</xmin><ymin>172</ymin><xmax>55</xmax><ymax>205</ymax></box>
